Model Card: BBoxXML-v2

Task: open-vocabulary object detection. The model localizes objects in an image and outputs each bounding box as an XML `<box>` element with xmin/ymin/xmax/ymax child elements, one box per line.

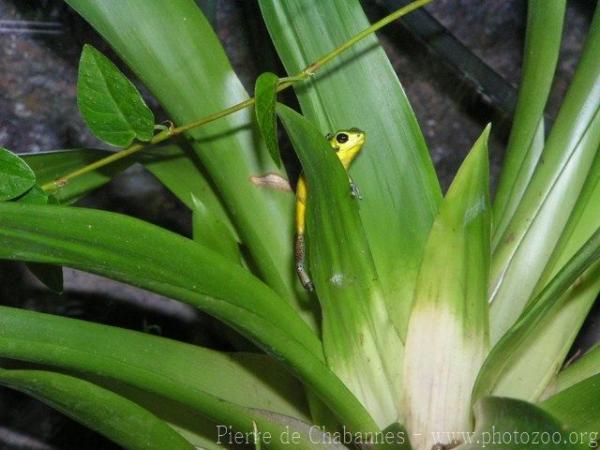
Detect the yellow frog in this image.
<box><xmin>295</xmin><ymin>128</ymin><xmax>366</xmax><ymax>291</ymax></box>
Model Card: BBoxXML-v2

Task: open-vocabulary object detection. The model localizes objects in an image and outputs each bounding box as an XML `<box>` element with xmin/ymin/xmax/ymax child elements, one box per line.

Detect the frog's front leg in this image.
<box><xmin>349</xmin><ymin>177</ymin><xmax>362</xmax><ymax>200</ymax></box>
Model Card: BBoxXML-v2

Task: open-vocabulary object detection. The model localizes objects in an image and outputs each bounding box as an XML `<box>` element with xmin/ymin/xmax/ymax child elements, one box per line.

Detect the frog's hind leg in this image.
<box><xmin>295</xmin><ymin>233</ymin><xmax>313</xmax><ymax>291</ymax></box>
<box><xmin>295</xmin><ymin>175</ymin><xmax>313</xmax><ymax>291</ymax></box>
<box><xmin>349</xmin><ymin>177</ymin><xmax>362</xmax><ymax>199</ymax></box>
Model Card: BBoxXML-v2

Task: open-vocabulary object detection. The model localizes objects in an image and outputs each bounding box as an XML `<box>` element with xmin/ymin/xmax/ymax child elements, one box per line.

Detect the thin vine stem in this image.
<box><xmin>41</xmin><ymin>0</ymin><xmax>432</xmax><ymax>192</ymax></box>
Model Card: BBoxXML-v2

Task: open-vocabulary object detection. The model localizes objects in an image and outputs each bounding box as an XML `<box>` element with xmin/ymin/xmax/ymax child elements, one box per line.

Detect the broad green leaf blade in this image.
<box><xmin>192</xmin><ymin>194</ymin><xmax>241</xmax><ymax>265</ymax></box>
<box><xmin>97</xmin><ymin>380</ymin><xmax>339</xmax><ymax>450</ymax></box>
<box><xmin>16</xmin><ymin>184</ymin><xmax>48</xmax><ymax>205</ymax></box>
<box><xmin>0</xmin><ymin>308</ymin><xmax>346</xmax><ymax>450</ymax></box>
<box><xmin>378</xmin><ymin>423</ymin><xmax>412</xmax><ymax>450</ymax></box>
<box><xmin>0</xmin><ymin>203</ymin><xmax>377</xmax><ymax>434</ymax></box>
<box><xmin>490</xmin><ymin>6</ymin><xmax>600</xmax><ymax>342</ymax></box>
<box><xmin>482</xmin><ymin>142</ymin><xmax>600</xmax><ymax>402</ymax></box>
<box><xmin>541</xmin><ymin>373</ymin><xmax>600</xmax><ymax>434</ymax></box>
<box><xmin>473</xmin><ymin>226</ymin><xmax>600</xmax><ymax>403</ymax></box>
<box><xmin>0</xmin><ymin>369</ymin><xmax>195</xmax><ymax>450</ymax></box>
<box><xmin>0</xmin><ymin>202</ymin><xmax>311</xmax><ymax>350</ymax></box>
<box><xmin>22</xmin><ymin>146</ymin><xmax>241</xmax><ymax>262</ymax></box>
<box><xmin>141</xmin><ymin>146</ymin><xmax>229</xmax><ymax>213</ymax></box>
<box><xmin>66</xmin><ymin>0</ymin><xmax>302</xmax><ymax>308</ymax></box>
<box><xmin>78</xmin><ymin>44</ymin><xmax>154</xmax><ymax>147</ymax></box>
<box><xmin>22</xmin><ymin>149</ymin><xmax>111</xmax><ymax>182</ymax></box>
<box><xmin>141</xmin><ymin>146</ymin><xmax>242</xmax><ymax>262</ymax></box>
<box><xmin>20</xmin><ymin>149</ymin><xmax>132</xmax><ymax>203</ymax></box>
<box><xmin>0</xmin><ymin>148</ymin><xmax>36</xmax><ymax>201</ymax></box>
<box><xmin>0</xmin><ymin>307</ymin><xmax>309</xmax><ymax>420</ymax></box>
<box><xmin>247</xmin><ymin>410</ymin><xmax>350</xmax><ymax>450</ymax></box>
<box><xmin>255</xmin><ymin>72</ymin><xmax>281</xmax><ymax>166</ymax></box>
<box><xmin>278</xmin><ymin>104</ymin><xmax>404</xmax><ymax>428</ymax></box>
<box><xmin>546</xmin><ymin>343</ymin><xmax>600</xmax><ymax>396</ymax></box>
<box><xmin>259</xmin><ymin>0</ymin><xmax>441</xmax><ymax>337</ymax></box>
<box><xmin>85</xmin><ymin>382</ymin><xmax>228</xmax><ymax>450</ymax></box>
<box><xmin>493</xmin><ymin>0</ymin><xmax>566</xmax><ymax>233</ymax></box>
<box><xmin>457</xmin><ymin>397</ymin><xmax>587</xmax><ymax>450</ymax></box>
<box><xmin>13</xmin><ymin>184</ymin><xmax>65</xmax><ymax>293</ymax></box>
<box><xmin>404</xmin><ymin>127</ymin><xmax>491</xmax><ymax>450</ymax></box>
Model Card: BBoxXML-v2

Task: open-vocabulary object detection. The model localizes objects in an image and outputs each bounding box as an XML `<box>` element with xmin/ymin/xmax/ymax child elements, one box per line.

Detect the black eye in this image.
<box><xmin>336</xmin><ymin>133</ymin><xmax>349</xmax><ymax>144</ymax></box>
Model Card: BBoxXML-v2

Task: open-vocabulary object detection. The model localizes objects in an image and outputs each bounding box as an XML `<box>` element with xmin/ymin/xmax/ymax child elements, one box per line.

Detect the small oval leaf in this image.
<box><xmin>0</xmin><ymin>148</ymin><xmax>36</xmax><ymax>201</ymax></box>
<box><xmin>255</xmin><ymin>72</ymin><xmax>281</xmax><ymax>166</ymax></box>
<box><xmin>77</xmin><ymin>44</ymin><xmax>154</xmax><ymax>147</ymax></box>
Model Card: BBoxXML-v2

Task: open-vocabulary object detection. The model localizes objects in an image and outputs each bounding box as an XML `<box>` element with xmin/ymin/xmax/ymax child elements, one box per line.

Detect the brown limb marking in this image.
<box><xmin>295</xmin><ymin>233</ymin><xmax>314</xmax><ymax>291</ymax></box>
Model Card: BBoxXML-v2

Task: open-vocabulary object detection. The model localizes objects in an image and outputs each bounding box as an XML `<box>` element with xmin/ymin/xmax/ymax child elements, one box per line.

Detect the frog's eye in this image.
<box><xmin>336</xmin><ymin>133</ymin><xmax>349</xmax><ymax>144</ymax></box>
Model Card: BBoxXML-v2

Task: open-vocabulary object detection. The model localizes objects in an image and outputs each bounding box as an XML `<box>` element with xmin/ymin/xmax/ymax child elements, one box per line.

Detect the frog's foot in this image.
<box><xmin>350</xmin><ymin>180</ymin><xmax>362</xmax><ymax>200</ymax></box>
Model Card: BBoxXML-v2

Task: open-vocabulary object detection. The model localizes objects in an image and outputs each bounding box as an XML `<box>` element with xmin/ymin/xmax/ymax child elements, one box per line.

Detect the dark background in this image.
<box><xmin>0</xmin><ymin>1</ymin><xmax>597</xmax><ymax>448</ymax></box>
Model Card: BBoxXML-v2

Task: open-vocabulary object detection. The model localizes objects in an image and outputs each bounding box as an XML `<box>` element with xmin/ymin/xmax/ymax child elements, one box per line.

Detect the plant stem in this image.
<box><xmin>300</xmin><ymin>0</ymin><xmax>432</xmax><ymax>75</ymax></box>
<box><xmin>40</xmin><ymin>128</ymin><xmax>174</xmax><ymax>191</ymax></box>
<box><xmin>42</xmin><ymin>0</ymin><xmax>432</xmax><ymax>192</ymax></box>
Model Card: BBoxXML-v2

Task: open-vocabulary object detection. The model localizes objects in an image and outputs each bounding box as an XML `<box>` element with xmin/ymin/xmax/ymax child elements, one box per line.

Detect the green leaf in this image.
<box><xmin>259</xmin><ymin>0</ymin><xmax>442</xmax><ymax>337</ymax></box>
<box><xmin>378</xmin><ymin>423</ymin><xmax>412</xmax><ymax>450</ymax></box>
<box><xmin>21</xmin><ymin>146</ymin><xmax>236</xmax><ymax>245</ymax></box>
<box><xmin>404</xmin><ymin>127</ymin><xmax>491</xmax><ymax>449</ymax></box>
<box><xmin>11</xmin><ymin>184</ymin><xmax>65</xmax><ymax>293</ymax></box>
<box><xmin>546</xmin><ymin>343</ymin><xmax>600</xmax><ymax>396</ymax></box>
<box><xmin>16</xmin><ymin>185</ymin><xmax>48</xmax><ymax>205</ymax></box>
<box><xmin>473</xmin><ymin>225</ymin><xmax>600</xmax><ymax>403</ymax></box>
<box><xmin>100</xmin><ymin>380</ymin><xmax>331</xmax><ymax>450</ymax></box>
<box><xmin>0</xmin><ymin>148</ymin><xmax>36</xmax><ymax>201</ymax></box>
<box><xmin>493</xmin><ymin>0</ymin><xmax>566</xmax><ymax>234</ymax></box>
<box><xmin>457</xmin><ymin>397</ymin><xmax>587</xmax><ymax>450</ymax></box>
<box><xmin>192</xmin><ymin>194</ymin><xmax>241</xmax><ymax>265</ymax></box>
<box><xmin>0</xmin><ymin>369</ymin><xmax>195</xmax><ymax>450</ymax></box>
<box><xmin>85</xmin><ymin>382</ymin><xmax>228</xmax><ymax>450</ymax></box>
<box><xmin>0</xmin><ymin>307</ymin><xmax>350</xmax><ymax>450</ymax></box>
<box><xmin>66</xmin><ymin>0</ymin><xmax>302</xmax><ymax>309</ymax></box>
<box><xmin>21</xmin><ymin>145</ymin><xmax>241</xmax><ymax>290</ymax></box>
<box><xmin>143</xmin><ymin>145</ymin><xmax>247</xmax><ymax>268</ymax></box>
<box><xmin>0</xmin><ymin>203</ymin><xmax>377</xmax><ymax>434</ymax></box>
<box><xmin>141</xmin><ymin>145</ymin><xmax>242</xmax><ymax>261</ymax></box>
<box><xmin>0</xmin><ymin>307</ymin><xmax>310</xmax><ymax>420</ymax></box>
<box><xmin>541</xmin><ymin>373</ymin><xmax>600</xmax><ymax>435</ymax></box>
<box><xmin>77</xmin><ymin>44</ymin><xmax>154</xmax><ymax>147</ymax></box>
<box><xmin>482</xmin><ymin>143</ymin><xmax>600</xmax><ymax>402</ymax></box>
<box><xmin>255</xmin><ymin>72</ymin><xmax>281</xmax><ymax>166</ymax></box>
<box><xmin>20</xmin><ymin>149</ymin><xmax>132</xmax><ymax>203</ymax></box>
<box><xmin>277</xmin><ymin>104</ymin><xmax>404</xmax><ymax>428</ymax></box>
<box><xmin>489</xmin><ymin>5</ymin><xmax>600</xmax><ymax>342</ymax></box>
<box><xmin>141</xmin><ymin>146</ymin><xmax>226</xmax><ymax>212</ymax></box>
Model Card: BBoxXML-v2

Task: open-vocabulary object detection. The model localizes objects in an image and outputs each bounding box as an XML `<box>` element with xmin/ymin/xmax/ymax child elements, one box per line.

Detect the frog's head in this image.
<box><xmin>326</xmin><ymin>128</ymin><xmax>365</xmax><ymax>152</ymax></box>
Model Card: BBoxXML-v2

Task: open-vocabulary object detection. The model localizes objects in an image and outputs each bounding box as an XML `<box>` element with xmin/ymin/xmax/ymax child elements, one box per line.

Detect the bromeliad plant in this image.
<box><xmin>0</xmin><ymin>0</ymin><xmax>599</xmax><ymax>449</ymax></box>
